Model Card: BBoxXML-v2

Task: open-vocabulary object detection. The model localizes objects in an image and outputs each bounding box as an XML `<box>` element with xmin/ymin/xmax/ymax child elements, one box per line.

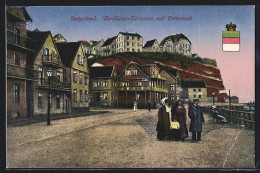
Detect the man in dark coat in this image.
<box><xmin>147</xmin><ymin>101</ymin><xmax>151</xmax><ymax>112</ymax></box>
<box><xmin>188</xmin><ymin>99</ymin><xmax>205</xmax><ymax>141</ymax></box>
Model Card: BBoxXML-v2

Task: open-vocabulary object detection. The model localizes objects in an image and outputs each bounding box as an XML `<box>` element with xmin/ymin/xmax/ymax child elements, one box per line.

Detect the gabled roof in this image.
<box><xmin>181</xmin><ymin>80</ymin><xmax>206</xmax><ymax>88</ymax></box>
<box><xmin>79</xmin><ymin>40</ymin><xmax>91</xmax><ymax>46</ymax></box>
<box><xmin>117</xmin><ymin>61</ymin><xmax>157</xmax><ymax>79</ymax></box>
<box><xmin>118</xmin><ymin>32</ymin><xmax>142</xmax><ymax>37</ymax></box>
<box><xmin>56</xmin><ymin>42</ymin><xmax>82</xmax><ymax>67</ymax></box>
<box><xmin>102</xmin><ymin>36</ymin><xmax>117</xmax><ymax>47</ymax></box>
<box><xmin>26</xmin><ymin>30</ymin><xmax>51</xmax><ymax>62</ymax></box>
<box><xmin>90</xmin><ymin>41</ymin><xmax>101</xmax><ymax>46</ymax></box>
<box><xmin>89</xmin><ymin>66</ymin><xmax>114</xmax><ymax>78</ymax></box>
<box><xmin>161</xmin><ymin>68</ymin><xmax>178</xmax><ymax>78</ymax></box>
<box><xmin>160</xmin><ymin>33</ymin><xmax>191</xmax><ymax>46</ymax></box>
<box><xmin>143</xmin><ymin>39</ymin><xmax>157</xmax><ymax>48</ymax></box>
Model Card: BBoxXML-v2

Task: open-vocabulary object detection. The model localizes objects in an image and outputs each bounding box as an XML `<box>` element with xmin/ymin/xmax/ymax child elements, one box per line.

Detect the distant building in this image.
<box><xmin>160</xmin><ymin>33</ymin><xmax>192</xmax><ymax>57</ymax></box>
<box><xmin>116</xmin><ymin>32</ymin><xmax>143</xmax><ymax>53</ymax></box>
<box><xmin>230</xmin><ymin>96</ymin><xmax>239</xmax><ymax>103</ymax></box>
<box><xmin>117</xmin><ymin>62</ymin><xmax>167</xmax><ymax>108</ymax></box>
<box><xmin>53</xmin><ymin>34</ymin><xmax>67</xmax><ymax>43</ymax></box>
<box><xmin>80</xmin><ymin>40</ymin><xmax>92</xmax><ymax>54</ymax></box>
<box><xmin>192</xmin><ymin>53</ymin><xmax>199</xmax><ymax>58</ymax></box>
<box><xmin>142</xmin><ymin>39</ymin><xmax>160</xmax><ymax>52</ymax></box>
<box><xmin>180</xmin><ymin>80</ymin><xmax>207</xmax><ymax>103</ymax></box>
<box><xmin>89</xmin><ymin>40</ymin><xmax>104</xmax><ymax>55</ymax></box>
<box><xmin>101</xmin><ymin>36</ymin><xmax>117</xmax><ymax>56</ymax></box>
<box><xmin>89</xmin><ymin>66</ymin><xmax>118</xmax><ymax>107</ymax></box>
<box><xmin>56</xmin><ymin>42</ymin><xmax>90</xmax><ymax>113</ymax></box>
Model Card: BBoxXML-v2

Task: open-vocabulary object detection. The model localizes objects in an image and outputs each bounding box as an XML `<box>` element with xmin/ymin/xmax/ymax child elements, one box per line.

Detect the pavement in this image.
<box><xmin>6</xmin><ymin>108</ymin><xmax>255</xmax><ymax>168</ymax></box>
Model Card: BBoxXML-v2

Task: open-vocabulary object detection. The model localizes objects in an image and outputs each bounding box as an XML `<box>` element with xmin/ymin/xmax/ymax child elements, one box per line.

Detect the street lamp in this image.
<box><xmin>212</xmin><ymin>92</ymin><xmax>215</xmax><ymax>105</ymax></box>
<box><xmin>47</xmin><ymin>68</ymin><xmax>52</xmax><ymax>125</ymax></box>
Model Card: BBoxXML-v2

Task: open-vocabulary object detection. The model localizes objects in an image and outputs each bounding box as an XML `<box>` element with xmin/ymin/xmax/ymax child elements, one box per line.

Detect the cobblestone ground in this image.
<box><xmin>7</xmin><ymin>108</ymin><xmax>255</xmax><ymax>168</ymax></box>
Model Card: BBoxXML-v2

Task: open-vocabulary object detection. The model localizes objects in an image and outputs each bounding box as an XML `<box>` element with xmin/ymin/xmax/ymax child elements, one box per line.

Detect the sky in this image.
<box><xmin>25</xmin><ymin>6</ymin><xmax>255</xmax><ymax>103</ymax></box>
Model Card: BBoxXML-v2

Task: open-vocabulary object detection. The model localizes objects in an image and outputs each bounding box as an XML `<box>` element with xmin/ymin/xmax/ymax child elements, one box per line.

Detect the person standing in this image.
<box><xmin>188</xmin><ymin>99</ymin><xmax>205</xmax><ymax>141</ymax></box>
<box><xmin>147</xmin><ymin>101</ymin><xmax>151</xmax><ymax>112</ymax></box>
<box><xmin>171</xmin><ymin>100</ymin><xmax>188</xmax><ymax>142</ymax></box>
<box><xmin>156</xmin><ymin>98</ymin><xmax>171</xmax><ymax>140</ymax></box>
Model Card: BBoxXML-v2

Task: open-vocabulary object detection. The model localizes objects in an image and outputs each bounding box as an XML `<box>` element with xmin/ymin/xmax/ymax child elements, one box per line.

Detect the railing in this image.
<box><xmin>7</xmin><ymin>30</ymin><xmax>35</xmax><ymax>51</ymax></box>
<box><xmin>37</xmin><ymin>78</ymin><xmax>69</xmax><ymax>90</ymax></box>
<box><xmin>117</xmin><ymin>86</ymin><xmax>168</xmax><ymax>93</ymax></box>
<box><xmin>42</xmin><ymin>54</ymin><xmax>62</xmax><ymax>67</ymax></box>
<box><xmin>221</xmin><ymin>109</ymin><xmax>255</xmax><ymax>130</ymax></box>
<box><xmin>150</xmin><ymin>74</ymin><xmax>166</xmax><ymax>80</ymax></box>
<box><xmin>201</xmin><ymin>106</ymin><xmax>255</xmax><ymax>130</ymax></box>
<box><xmin>7</xmin><ymin>64</ymin><xmax>37</xmax><ymax>80</ymax></box>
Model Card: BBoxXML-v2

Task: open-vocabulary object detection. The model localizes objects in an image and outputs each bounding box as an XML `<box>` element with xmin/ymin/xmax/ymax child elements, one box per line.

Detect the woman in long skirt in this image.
<box><xmin>171</xmin><ymin>100</ymin><xmax>188</xmax><ymax>142</ymax></box>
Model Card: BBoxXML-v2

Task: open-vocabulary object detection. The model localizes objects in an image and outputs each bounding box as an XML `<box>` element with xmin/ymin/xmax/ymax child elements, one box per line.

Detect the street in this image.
<box><xmin>7</xmin><ymin>108</ymin><xmax>254</xmax><ymax>168</ymax></box>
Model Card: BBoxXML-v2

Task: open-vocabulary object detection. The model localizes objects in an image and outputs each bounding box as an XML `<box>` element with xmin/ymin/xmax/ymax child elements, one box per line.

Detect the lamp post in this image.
<box><xmin>212</xmin><ymin>92</ymin><xmax>215</xmax><ymax>105</ymax></box>
<box><xmin>47</xmin><ymin>68</ymin><xmax>52</xmax><ymax>125</ymax></box>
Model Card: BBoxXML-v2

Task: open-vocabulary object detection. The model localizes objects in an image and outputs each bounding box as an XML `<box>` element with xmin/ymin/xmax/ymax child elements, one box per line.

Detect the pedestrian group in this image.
<box><xmin>156</xmin><ymin>98</ymin><xmax>204</xmax><ymax>142</ymax></box>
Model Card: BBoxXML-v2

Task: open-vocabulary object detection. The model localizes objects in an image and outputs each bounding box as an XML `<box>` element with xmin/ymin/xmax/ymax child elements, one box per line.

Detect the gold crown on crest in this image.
<box><xmin>226</xmin><ymin>22</ymin><xmax>236</xmax><ymax>31</ymax></box>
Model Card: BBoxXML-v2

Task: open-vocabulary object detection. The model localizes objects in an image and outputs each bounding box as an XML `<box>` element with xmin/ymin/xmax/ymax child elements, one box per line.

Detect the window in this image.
<box><xmin>38</xmin><ymin>92</ymin><xmax>42</xmax><ymax>108</ymax></box>
<box><xmin>198</xmin><ymin>88</ymin><xmax>201</xmax><ymax>92</ymax></box>
<box><xmin>132</xmin><ymin>36</ymin><xmax>134</xmax><ymax>40</ymax></box>
<box><xmin>93</xmin><ymin>81</ymin><xmax>100</xmax><ymax>87</ymax></box>
<box><xmin>74</xmin><ymin>89</ymin><xmax>77</xmax><ymax>102</ymax></box>
<box><xmin>137</xmin><ymin>81</ymin><xmax>142</xmax><ymax>86</ymax></box>
<box><xmin>79</xmin><ymin>72</ymin><xmax>83</xmax><ymax>84</ymax></box>
<box><xmin>85</xmin><ymin>73</ymin><xmax>88</xmax><ymax>85</ymax></box>
<box><xmin>193</xmin><ymin>89</ymin><xmax>196</xmax><ymax>92</ymax></box>
<box><xmin>199</xmin><ymin>95</ymin><xmax>202</xmax><ymax>98</ymax></box>
<box><xmin>14</xmin><ymin>27</ymin><xmax>21</xmax><ymax>44</ymax></box>
<box><xmin>137</xmin><ymin>37</ymin><xmax>140</xmax><ymax>41</ymax></box>
<box><xmin>120</xmin><ymin>82</ymin><xmax>129</xmax><ymax>87</ymax></box>
<box><xmin>170</xmin><ymin>94</ymin><xmax>174</xmax><ymax>101</ymax></box>
<box><xmin>127</xmin><ymin>48</ymin><xmax>130</xmax><ymax>51</ymax></box>
<box><xmin>56</xmin><ymin>71</ymin><xmax>61</xmax><ymax>81</ymax></box>
<box><xmin>13</xmin><ymin>84</ymin><xmax>19</xmax><ymax>103</ymax></box>
<box><xmin>170</xmin><ymin>84</ymin><xmax>174</xmax><ymax>91</ymax></box>
<box><xmin>132</xmin><ymin>69</ymin><xmax>137</xmax><ymax>75</ymax></box>
<box><xmin>138</xmin><ymin>49</ymin><xmax>140</xmax><ymax>52</ymax></box>
<box><xmin>137</xmin><ymin>94</ymin><xmax>141</xmax><ymax>100</ymax></box>
<box><xmin>73</xmin><ymin>71</ymin><xmax>77</xmax><ymax>83</ymax></box>
<box><xmin>77</xmin><ymin>55</ymin><xmax>83</xmax><ymax>65</ymax></box>
<box><xmin>102</xmin><ymin>80</ymin><xmax>108</xmax><ymax>87</ymax></box>
<box><xmin>127</xmin><ymin>36</ymin><xmax>129</xmax><ymax>40</ymax></box>
<box><xmin>126</xmin><ymin>70</ymin><xmax>131</xmax><ymax>76</ymax></box>
<box><xmin>14</xmin><ymin>53</ymin><xmax>20</xmax><ymax>66</ymax></box>
<box><xmin>127</xmin><ymin>42</ymin><xmax>129</xmax><ymax>46</ymax></box>
<box><xmin>194</xmin><ymin>95</ymin><xmax>196</xmax><ymax>98</ymax></box>
<box><xmin>56</xmin><ymin>95</ymin><xmax>60</xmax><ymax>109</ymax></box>
<box><xmin>132</xmin><ymin>48</ymin><xmax>134</xmax><ymax>52</ymax></box>
<box><xmin>132</xmin><ymin>43</ymin><xmax>135</xmax><ymax>46</ymax></box>
<box><xmin>103</xmin><ymin>92</ymin><xmax>108</xmax><ymax>100</ymax></box>
<box><xmin>85</xmin><ymin>91</ymin><xmax>89</xmax><ymax>102</ymax></box>
<box><xmin>80</xmin><ymin>90</ymin><xmax>83</xmax><ymax>102</ymax></box>
<box><xmin>38</xmin><ymin>67</ymin><xmax>43</xmax><ymax>85</ymax></box>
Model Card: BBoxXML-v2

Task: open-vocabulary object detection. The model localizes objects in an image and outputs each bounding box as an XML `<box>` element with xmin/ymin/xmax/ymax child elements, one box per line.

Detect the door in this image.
<box><xmin>95</xmin><ymin>92</ymin><xmax>100</xmax><ymax>102</ymax></box>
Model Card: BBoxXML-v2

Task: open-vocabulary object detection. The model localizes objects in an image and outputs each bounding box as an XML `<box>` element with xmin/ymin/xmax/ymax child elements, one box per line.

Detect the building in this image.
<box><xmin>142</xmin><ymin>39</ymin><xmax>160</xmax><ymax>52</ymax></box>
<box><xmin>80</xmin><ymin>40</ymin><xmax>92</xmax><ymax>55</ymax></box>
<box><xmin>159</xmin><ymin>68</ymin><xmax>181</xmax><ymax>104</ymax></box>
<box><xmin>116</xmin><ymin>32</ymin><xmax>143</xmax><ymax>53</ymax></box>
<box><xmin>89</xmin><ymin>40</ymin><xmax>104</xmax><ymax>55</ymax></box>
<box><xmin>230</xmin><ymin>96</ymin><xmax>239</xmax><ymax>103</ymax></box>
<box><xmin>6</xmin><ymin>6</ymin><xmax>37</xmax><ymax>121</ymax></box>
<box><xmin>117</xmin><ymin>62</ymin><xmax>167</xmax><ymax>108</ymax></box>
<box><xmin>53</xmin><ymin>34</ymin><xmax>67</xmax><ymax>43</ymax></box>
<box><xmin>26</xmin><ymin>29</ymin><xmax>69</xmax><ymax>116</ymax></box>
<box><xmin>180</xmin><ymin>80</ymin><xmax>207</xmax><ymax>103</ymax></box>
<box><xmin>101</xmin><ymin>36</ymin><xmax>117</xmax><ymax>56</ymax></box>
<box><xmin>89</xmin><ymin>66</ymin><xmax>118</xmax><ymax>107</ymax></box>
<box><xmin>160</xmin><ymin>33</ymin><xmax>192</xmax><ymax>57</ymax></box>
<box><xmin>56</xmin><ymin>42</ymin><xmax>90</xmax><ymax>112</ymax></box>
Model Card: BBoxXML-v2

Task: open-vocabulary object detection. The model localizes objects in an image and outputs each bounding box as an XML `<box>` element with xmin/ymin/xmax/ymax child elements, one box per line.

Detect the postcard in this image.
<box><xmin>6</xmin><ymin>5</ymin><xmax>255</xmax><ymax>169</ymax></box>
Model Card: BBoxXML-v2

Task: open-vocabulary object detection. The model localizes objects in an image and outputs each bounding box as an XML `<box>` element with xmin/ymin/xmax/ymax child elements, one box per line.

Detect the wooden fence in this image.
<box><xmin>201</xmin><ymin>106</ymin><xmax>255</xmax><ymax>130</ymax></box>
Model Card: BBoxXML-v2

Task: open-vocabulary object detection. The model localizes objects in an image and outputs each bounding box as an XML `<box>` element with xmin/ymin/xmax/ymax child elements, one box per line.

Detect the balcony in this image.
<box><xmin>42</xmin><ymin>54</ymin><xmax>63</xmax><ymax>68</ymax></box>
<box><xmin>36</xmin><ymin>78</ymin><xmax>70</xmax><ymax>91</ymax></box>
<box><xmin>7</xmin><ymin>30</ymin><xmax>35</xmax><ymax>52</ymax></box>
<box><xmin>150</xmin><ymin>74</ymin><xmax>166</xmax><ymax>80</ymax></box>
<box><xmin>118</xmin><ymin>86</ymin><xmax>168</xmax><ymax>93</ymax></box>
<box><xmin>7</xmin><ymin>64</ymin><xmax>37</xmax><ymax>80</ymax></box>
